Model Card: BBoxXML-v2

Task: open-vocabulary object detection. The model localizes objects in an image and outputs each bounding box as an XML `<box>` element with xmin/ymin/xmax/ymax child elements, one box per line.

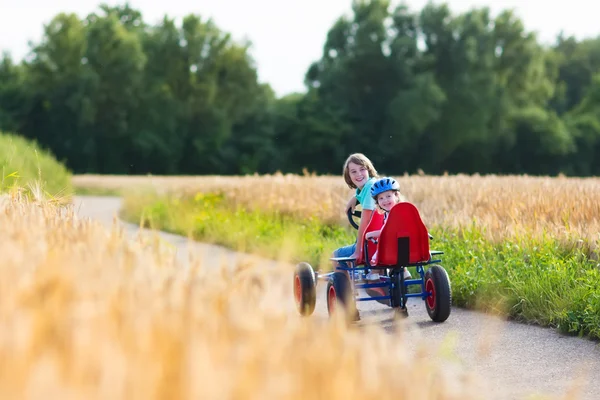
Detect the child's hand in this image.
<box><xmin>346</xmin><ymin>197</ymin><xmax>357</xmax><ymax>213</ymax></box>
<box><xmin>350</xmin><ymin>248</ymin><xmax>362</xmax><ymax>261</ymax></box>
<box><xmin>366</xmin><ymin>230</ymin><xmax>381</xmax><ymax>240</ymax></box>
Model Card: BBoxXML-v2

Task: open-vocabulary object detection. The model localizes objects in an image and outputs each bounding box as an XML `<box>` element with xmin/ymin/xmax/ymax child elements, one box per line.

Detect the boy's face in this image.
<box><xmin>347</xmin><ymin>162</ymin><xmax>369</xmax><ymax>188</ymax></box>
<box><xmin>377</xmin><ymin>190</ymin><xmax>398</xmax><ymax>211</ymax></box>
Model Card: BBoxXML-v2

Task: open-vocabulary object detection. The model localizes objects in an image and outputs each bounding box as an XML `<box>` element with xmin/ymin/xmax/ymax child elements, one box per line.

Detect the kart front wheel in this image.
<box><xmin>424</xmin><ymin>265</ymin><xmax>452</xmax><ymax>322</ymax></box>
<box><xmin>293</xmin><ymin>262</ymin><xmax>317</xmax><ymax>316</ymax></box>
<box><xmin>327</xmin><ymin>272</ymin><xmax>358</xmax><ymax>321</ymax></box>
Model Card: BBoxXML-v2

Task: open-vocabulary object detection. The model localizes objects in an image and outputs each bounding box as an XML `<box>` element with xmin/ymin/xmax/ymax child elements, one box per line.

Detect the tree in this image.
<box><xmin>1</xmin><ymin>1</ymin><xmax>599</xmax><ymax>177</ymax></box>
<box><xmin>21</xmin><ymin>12</ymin><xmax>96</xmax><ymax>171</ymax></box>
<box><xmin>0</xmin><ymin>53</ymin><xmax>27</xmax><ymax>133</ymax></box>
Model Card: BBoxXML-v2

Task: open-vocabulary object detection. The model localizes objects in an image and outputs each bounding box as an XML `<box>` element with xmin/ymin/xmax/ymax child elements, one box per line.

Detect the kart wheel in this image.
<box><xmin>424</xmin><ymin>265</ymin><xmax>452</xmax><ymax>322</ymax></box>
<box><xmin>326</xmin><ymin>272</ymin><xmax>358</xmax><ymax>321</ymax></box>
<box><xmin>293</xmin><ymin>262</ymin><xmax>317</xmax><ymax>316</ymax></box>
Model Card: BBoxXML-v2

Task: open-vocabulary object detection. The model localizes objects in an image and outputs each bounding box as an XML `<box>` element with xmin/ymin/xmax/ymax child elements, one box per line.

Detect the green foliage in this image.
<box><xmin>1</xmin><ymin>1</ymin><xmax>600</xmax><ymax>176</ymax></box>
<box><xmin>439</xmin><ymin>226</ymin><xmax>600</xmax><ymax>338</ymax></box>
<box><xmin>121</xmin><ymin>190</ymin><xmax>600</xmax><ymax>340</ymax></box>
<box><xmin>121</xmin><ymin>191</ymin><xmax>353</xmax><ymax>267</ymax></box>
<box><xmin>0</xmin><ymin>131</ymin><xmax>72</xmax><ymax>197</ymax></box>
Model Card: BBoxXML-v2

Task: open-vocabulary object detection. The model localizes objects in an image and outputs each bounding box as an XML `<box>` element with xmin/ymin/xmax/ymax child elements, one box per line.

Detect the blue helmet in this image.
<box><xmin>371</xmin><ymin>177</ymin><xmax>400</xmax><ymax>199</ymax></box>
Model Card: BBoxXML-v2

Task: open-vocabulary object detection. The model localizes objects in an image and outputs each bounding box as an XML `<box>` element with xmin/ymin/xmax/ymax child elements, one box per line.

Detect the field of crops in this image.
<box><xmin>73</xmin><ymin>173</ymin><xmax>600</xmax><ymax>247</ymax></box>
<box><xmin>73</xmin><ymin>173</ymin><xmax>600</xmax><ymax>340</ymax></box>
<box><xmin>0</xmin><ymin>171</ymin><xmax>597</xmax><ymax>398</ymax></box>
<box><xmin>0</xmin><ymin>191</ymin><xmax>492</xmax><ymax>399</ymax></box>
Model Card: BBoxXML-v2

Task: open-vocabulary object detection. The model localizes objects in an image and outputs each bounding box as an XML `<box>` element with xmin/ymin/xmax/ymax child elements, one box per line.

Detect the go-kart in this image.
<box><xmin>293</xmin><ymin>201</ymin><xmax>452</xmax><ymax>322</ymax></box>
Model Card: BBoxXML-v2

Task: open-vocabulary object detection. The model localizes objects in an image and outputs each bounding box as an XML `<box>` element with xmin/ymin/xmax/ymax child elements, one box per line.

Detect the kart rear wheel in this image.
<box><xmin>424</xmin><ymin>265</ymin><xmax>452</xmax><ymax>322</ymax></box>
<box><xmin>327</xmin><ymin>272</ymin><xmax>358</xmax><ymax>321</ymax></box>
<box><xmin>293</xmin><ymin>262</ymin><xmax>317</xmax><ymax>316</ymax></box>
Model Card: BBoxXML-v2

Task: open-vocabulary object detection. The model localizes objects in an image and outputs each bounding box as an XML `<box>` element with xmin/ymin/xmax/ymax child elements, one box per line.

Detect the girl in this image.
<box><xmin>331</xmin><ymin>153</ymin><xmax>379</xmax><ymax>270</ymax></box>
<box><xmin>365</xmin><ymin>177</ymin><xmax>411</xmax><ymax>281</ymax></box>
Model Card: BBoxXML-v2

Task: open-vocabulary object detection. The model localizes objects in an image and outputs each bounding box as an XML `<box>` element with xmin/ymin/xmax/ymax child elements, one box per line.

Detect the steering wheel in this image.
<box><xmin>347</xmin><ymin>208</ymin><xmax>362</xmax><ymax>230</ymax></box>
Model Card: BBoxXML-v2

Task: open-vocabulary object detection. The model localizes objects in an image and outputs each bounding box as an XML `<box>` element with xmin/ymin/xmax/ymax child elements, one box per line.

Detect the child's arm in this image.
<box><xmin>346</xmin><ymin>196</ymin><xmax>358</xmax><ymax>213</ymax></box>
<box><xmin>350</xmin><ymin>209</ymin><xmax>373</xmax><ymax>261</ymax></box>
<box><xmin>365</xmin><ymin>230</ymin><xmax>381</xmax><ymax>240</ymax></box>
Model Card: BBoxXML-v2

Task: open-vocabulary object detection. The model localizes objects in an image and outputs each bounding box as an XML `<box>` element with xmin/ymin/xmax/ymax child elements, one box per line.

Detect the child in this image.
<box><xmin>364</xmin><ymin>177</ymin><xmax>412</xmax><ymax>281</ymax></box>
<box><xmin>331</xmin><ymin>153</ymin><xmax>379</xmax><ymax>271</ymax></box>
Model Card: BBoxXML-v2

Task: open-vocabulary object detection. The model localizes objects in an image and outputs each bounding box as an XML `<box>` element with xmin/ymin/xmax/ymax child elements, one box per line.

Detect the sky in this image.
<box><xmin>0</xmin><ymin>0</ymin><xmax>598</xmax><ymax>97</ymax></box>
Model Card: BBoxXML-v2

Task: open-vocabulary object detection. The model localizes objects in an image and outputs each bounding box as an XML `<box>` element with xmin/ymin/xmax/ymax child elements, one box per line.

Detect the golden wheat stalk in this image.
<box><xmin>0</xmin><ymin>193</ymin><xmax>498</xmax><ymax>399</ymax></box>
<box><xmin>74</xmin><ymin>174</ymin><xmax>600</xmax><ymax>246</ymax></box>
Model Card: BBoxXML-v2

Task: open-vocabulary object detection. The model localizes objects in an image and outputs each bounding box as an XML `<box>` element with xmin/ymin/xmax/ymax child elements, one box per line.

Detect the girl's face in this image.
<box><xmin>377</xmin><ymin>190</ymin><xmax>400</xmax><ymax>211</ymax></box>
<box><xmin>347</xmin><ymin>162</ymin><xmax>370</xmax><ymax>188</ymax></box>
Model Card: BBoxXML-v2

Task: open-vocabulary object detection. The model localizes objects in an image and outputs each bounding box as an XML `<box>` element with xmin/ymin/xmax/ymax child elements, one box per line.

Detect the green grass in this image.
<box><xmin>121</xmin><ymin>191</ymin><xmax>352</xmax><ymax>268</ymax></box>
<box><xmin>121</xmin><ymin>190</ymin><xmax>600</xmax><ymax>340</ymax></box>
<box><xmin>0</xmin><ymin>131</ymin><xmax>73</xmax><ymax>199</ymax></box>
<box><xmin>439</xmin><ymin>227</ymin><xmax>600</xmax><ymax>338</ymax></box>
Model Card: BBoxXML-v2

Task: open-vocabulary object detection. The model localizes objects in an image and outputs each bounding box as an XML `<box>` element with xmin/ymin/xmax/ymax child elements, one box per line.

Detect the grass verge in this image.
<box><xmin>0</xmin><ymin>131</ymin><xmax>72</xmax><ymax>199</ymax></box>
<box><xmin>120</xmin><ymin>190</ymin><xmax>600</xmax><ymax>340</ymax></box>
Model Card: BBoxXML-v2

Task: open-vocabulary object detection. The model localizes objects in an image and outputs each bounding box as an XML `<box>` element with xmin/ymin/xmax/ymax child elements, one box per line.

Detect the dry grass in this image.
<box><xmin>0</xmin><ymin>191</ymin><xmax>494</xmax><ymax>399</ymax></box>
<box><xmin>73</xmin><ymin>173</ymin><xmax>600</xmax><ymax>245</ymax></box>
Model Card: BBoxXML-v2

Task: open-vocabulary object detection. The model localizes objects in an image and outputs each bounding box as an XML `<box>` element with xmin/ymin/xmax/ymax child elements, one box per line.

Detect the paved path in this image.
<box><xmin>73</xmin><ymin>195</ymin><xmax>600</xmax><ymax>400</ymax></box>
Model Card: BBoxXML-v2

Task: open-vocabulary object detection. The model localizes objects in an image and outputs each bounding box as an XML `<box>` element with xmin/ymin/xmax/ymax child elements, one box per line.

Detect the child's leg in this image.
<box><xmin>331</xmin><ymin>243</ymin><xmax>356</xmax><ymax>269</ymax></box>
<box><xmin>365</xmin><ymin>252</ymin><xmax>384</xmax><ymax>281</ymax></box>
<box><xmin>365</xmin><ymin>270</ymin><xmax>381</xmax><ymax>280</ymax></box>
<box><xmin>331</xmin><ymin>243</ymin><xmax>356</xmax><ymax>280</ymax></box>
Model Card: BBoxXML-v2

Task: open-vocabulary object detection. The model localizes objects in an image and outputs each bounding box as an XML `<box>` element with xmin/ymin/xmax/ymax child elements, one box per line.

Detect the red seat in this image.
<box><xmin>374</xmin><ymin>202</ymin><xmax>431</xmax><ymax>266</ymax></box>
<box><xmin>356</xmin><ymin>211</ymin><xmax>384</xmax><ymax>265</ymax></box>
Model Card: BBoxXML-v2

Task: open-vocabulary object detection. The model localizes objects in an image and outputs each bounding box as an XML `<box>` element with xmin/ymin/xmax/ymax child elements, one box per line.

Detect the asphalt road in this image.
<box><xmin>72</xmin><ymin>195</ymin><xmax>600</xmax><ymax>400</ymax></box>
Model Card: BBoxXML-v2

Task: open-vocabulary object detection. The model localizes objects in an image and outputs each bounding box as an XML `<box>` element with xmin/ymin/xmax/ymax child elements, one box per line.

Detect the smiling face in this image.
<box><xmin>342</xmin><ymin>153</ymin><xmax>378</xmax><ymax>189</ymax></box>
<box><xmin>347</xmin><ymin>162</ymin><xmax>370</xmax><ymax>189</ymax></box>
<box><xmin>376</xmin><ymin>190</ymin><xmax>400</xmax><ymax>211</ymax></box>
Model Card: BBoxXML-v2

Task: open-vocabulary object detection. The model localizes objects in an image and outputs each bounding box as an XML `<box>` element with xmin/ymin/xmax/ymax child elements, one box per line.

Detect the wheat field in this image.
<box><xmin>0</xmin><ymin>191</ymin><xmax>499</xmax><ymax>399</ymax></box>
<box><xmin>74</xmin><ymin>173</ymin><xmax>600</xmax><ymax>247</ymax></box>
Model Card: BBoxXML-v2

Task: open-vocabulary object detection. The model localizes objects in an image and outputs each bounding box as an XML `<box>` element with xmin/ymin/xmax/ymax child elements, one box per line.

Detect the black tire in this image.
<box><xmin>293</xmin><ymin>262</ymin><xmax>317</xmax><ymax>316</ymax></box>
<box><xmin>326</xmin><ymin>272</ymin><xmax>358</xmax><ymax>321</ymax></box>
<box><xmin>424</xmin><ymin>265</ymin><xmax>452</xmax><ymax>322</ymax></box>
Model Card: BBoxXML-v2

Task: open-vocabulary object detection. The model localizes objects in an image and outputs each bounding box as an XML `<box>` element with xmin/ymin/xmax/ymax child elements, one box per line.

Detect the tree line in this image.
<box><xmin>1</xmin><ymin>1</ymin><xmax>599</xmax><ymax>176</ymax></box>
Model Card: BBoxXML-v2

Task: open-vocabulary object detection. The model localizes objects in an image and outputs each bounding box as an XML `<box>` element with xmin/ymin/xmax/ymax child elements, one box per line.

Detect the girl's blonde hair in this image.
<box><xmin>342</xmin><ymin>153</ymin><xmax>379</xmax><ymax>189</ymax></box>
